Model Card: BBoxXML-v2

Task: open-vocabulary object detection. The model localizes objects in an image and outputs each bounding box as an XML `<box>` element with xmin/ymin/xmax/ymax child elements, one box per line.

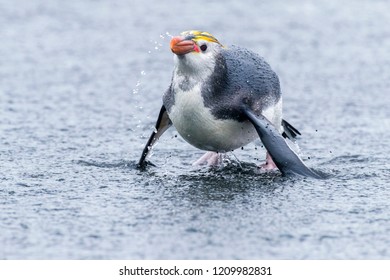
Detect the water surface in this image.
<box><xmin>1</xmin><ymin>0</ymin><xmax>390</xmax><ymax>259</ymax></box>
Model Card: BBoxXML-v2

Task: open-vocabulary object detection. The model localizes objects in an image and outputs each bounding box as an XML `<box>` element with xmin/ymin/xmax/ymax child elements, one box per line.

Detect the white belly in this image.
<box><xmin>168</xmin><ymin>85</ymin><xmax>258</xmax><ymax>152</ymax></box>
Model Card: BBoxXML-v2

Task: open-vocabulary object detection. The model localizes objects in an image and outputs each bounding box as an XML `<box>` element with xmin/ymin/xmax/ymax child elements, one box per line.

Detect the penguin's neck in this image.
<box><xmin>174</xmin><ymin>64</ymin><xmax>211</xmax><ymax>82</ymax></box>
<box><xmin>172</xmin><ymin>71</ymin><xmax>202</xmax><ymax>92</ymax></box>
<box><xmin>171</xmin><ymin>67</ymin><xmax>206</xmax><ymax>114</ymax></box>
<box><xmin>170</xmin><ymin>54</ymin><xmax>227</xmax><ymax>111</ymax></box>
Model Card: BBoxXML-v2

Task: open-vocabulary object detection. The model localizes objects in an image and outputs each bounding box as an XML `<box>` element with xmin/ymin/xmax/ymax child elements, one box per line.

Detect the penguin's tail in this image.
<box><xmin>282</xmin><ymin>119</ymin><xmax>301</xmax><ymax>140</ymax></box>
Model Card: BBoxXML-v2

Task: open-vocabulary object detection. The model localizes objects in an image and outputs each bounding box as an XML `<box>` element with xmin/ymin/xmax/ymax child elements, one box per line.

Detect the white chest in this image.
<box><xmin>168</xmin><ymin>84</ymin><xmax>257</xmax><ymax>152</ymax></box>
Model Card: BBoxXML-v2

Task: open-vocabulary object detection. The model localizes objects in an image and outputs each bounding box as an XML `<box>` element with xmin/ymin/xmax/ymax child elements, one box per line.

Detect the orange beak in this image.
<box><xmin>170</xmin><ymin>36</ymin><xmax>198</xmax><ymax>55</ymax></box>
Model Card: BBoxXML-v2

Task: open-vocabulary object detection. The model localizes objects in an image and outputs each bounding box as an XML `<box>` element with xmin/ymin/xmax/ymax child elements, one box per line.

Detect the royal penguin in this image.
<box><xmin>138</xmin><ymin>30</ymin><xmax>322</xmax><ymax>178</ymax></box>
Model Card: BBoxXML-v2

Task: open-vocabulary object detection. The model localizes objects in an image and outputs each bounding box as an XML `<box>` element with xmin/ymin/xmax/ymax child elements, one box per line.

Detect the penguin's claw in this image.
<box><xmin>193</xmin><ymin>151</ymin><xmax>223</xmax><ymax>166</ymax></box>
<box><xmin>259</xmin><ymin>152</ymin><xmax>278</xmax><ymax>171</ymax></box>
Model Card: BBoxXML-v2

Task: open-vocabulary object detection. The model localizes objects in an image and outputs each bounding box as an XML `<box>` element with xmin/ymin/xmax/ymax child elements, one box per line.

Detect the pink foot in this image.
<box><xmin>193</xmin><ymin>151</ymin><xmax>223</xmax><ymax>166</ymax></box>
<box><xmin>260</xmin><ymin>152</ymin><xmax>278</xmax><ymax>171</ymax></box>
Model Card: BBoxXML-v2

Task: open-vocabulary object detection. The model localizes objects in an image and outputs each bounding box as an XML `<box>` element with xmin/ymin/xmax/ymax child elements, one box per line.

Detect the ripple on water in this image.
<box><xmin>326</xmin><ymin>154</ymin><xmax>372</xmax><ymax>164</ymax></box>
<box><xmin>74</xmin><ymin>159</ymin><xmax>137</xmax><ymax>169</ymax></box>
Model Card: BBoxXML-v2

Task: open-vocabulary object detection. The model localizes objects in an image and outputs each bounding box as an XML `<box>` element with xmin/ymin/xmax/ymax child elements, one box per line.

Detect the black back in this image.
<box><xmin>202</xmin><ymin>45</ymin><xmax>281</xmax><ymax>121</ymax></box>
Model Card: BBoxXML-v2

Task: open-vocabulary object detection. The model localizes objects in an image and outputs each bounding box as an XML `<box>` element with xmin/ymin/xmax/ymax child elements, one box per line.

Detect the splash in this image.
<box><xmin>131</xmin><ymin>31</ymin><xmax>173</xmax><ymax>151</ymax></box>
<box><xmin>131</xmin><ymin>32</ymin><xmax>171</xmax><ymax>99</ymax></box>
<box><xmin>132</xmin><ymin>79</ymin><xmax>142</xmax><ymax>94</ymax></box>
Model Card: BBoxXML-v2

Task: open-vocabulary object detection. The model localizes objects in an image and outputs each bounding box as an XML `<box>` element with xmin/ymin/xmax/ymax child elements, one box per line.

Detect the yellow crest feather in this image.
<box><xmin>180</xmin><ymin>30</ymin><xmax>222</xmax><ymax>45</ymax></box>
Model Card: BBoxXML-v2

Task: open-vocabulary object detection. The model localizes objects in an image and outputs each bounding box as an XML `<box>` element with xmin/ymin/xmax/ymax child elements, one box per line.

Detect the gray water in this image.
<box><xmin>1</xmin><ymin>0</ymin><xmax>390</xmax><ymax>259</ymax></box>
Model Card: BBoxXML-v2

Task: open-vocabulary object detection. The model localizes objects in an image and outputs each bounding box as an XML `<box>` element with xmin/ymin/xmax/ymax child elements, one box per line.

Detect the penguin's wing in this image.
<box><xmin>243</xmin><ymin>109</ymin><xmax>323</xmax><ymax>179</ymax></box>
<box><xmin>137</xmin><ymin>105</ymin><xmax>172</xmax><ymax>169</ymax></box>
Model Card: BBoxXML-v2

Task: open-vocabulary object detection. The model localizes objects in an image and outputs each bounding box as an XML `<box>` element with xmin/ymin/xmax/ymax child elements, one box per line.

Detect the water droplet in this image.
<box><xmin>140</xmin><ymin>70</ymin><xmax>146</xmax><ymax>76</ymax></box>
<box><xmin>132</xmin><ymin>80</ymin><xmax>141</xmax><ymax>94</ymax></box>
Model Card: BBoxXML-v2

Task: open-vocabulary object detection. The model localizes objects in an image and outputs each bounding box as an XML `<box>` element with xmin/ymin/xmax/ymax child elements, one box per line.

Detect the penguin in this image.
<box><xmin>137</xmin><ymin>30</ymin><xmax>322</xmax><ymax>178</ymax></box>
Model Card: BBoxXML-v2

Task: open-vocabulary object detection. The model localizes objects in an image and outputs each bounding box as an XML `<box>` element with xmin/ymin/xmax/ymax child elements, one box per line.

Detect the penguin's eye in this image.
<box><xmin>200</xmin><ymin>44</ymin><xmax>207</xmax><ymax>52</ymax></box>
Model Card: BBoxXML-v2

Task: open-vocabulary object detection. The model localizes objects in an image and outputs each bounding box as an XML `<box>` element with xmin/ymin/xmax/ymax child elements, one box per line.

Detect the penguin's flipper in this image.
<box><xmin>137</xmin><ymin>105</ymin><xmax>172</xmax><ymax>169</ymax></box>
<box><xmin>243</xmin><ymin>109</ymin><xmax>323</xmax><ymax>179</ymax></box>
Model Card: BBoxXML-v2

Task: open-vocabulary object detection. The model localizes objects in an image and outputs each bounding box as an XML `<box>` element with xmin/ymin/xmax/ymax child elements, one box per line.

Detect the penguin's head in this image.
<box><xmin>170</xmin><ymin>30</ymin><xmax>223</xmax><ymax>76</ymax></box>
